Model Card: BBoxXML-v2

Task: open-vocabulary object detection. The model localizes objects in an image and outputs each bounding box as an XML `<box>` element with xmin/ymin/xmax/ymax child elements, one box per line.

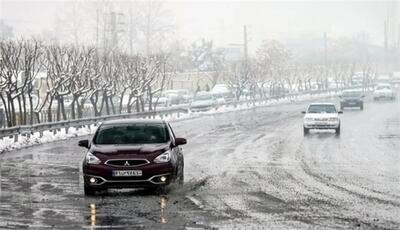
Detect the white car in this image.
<box><xmin>373</xmin><ymin>84</ymin><xmax>396</xmax><ymax>100</ymax></box>
<box><xmin>302</xmin><ymin>103</ymin><xmax>342</xmax><ymax>135</ymax></box>
<box><xmin>190</xmin><ymin>91</ymin><xmax>216</xmax><ymax>112</ymax></box>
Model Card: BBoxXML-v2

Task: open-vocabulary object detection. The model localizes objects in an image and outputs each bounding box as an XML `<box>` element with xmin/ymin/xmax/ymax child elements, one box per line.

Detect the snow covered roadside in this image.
<box><xmin>0</xmin><ymin>90</ymin><xmax>340</xmax><ymax>153</ymax></box>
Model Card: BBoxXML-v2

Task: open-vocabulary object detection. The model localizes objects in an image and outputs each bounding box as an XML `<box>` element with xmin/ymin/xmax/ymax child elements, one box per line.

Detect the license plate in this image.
<box><xmin>349</xmin><ymin>102</ymin><xmax>356</xmax><ymax>105</ymax></box>
<box><xmin>112</xmin><ymin>170</ymin><xmax>142</xmax><ymax>177</ymax></box>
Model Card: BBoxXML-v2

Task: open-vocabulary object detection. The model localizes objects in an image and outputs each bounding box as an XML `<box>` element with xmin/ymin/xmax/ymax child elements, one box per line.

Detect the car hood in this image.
<box><xmin>90</xmin><ymin>143</ymin><xmax>170</xmax><ymax>160</ymax></box>
<box><xmin>304</xmin><ymin>113</ymin><xmax>339</xmax><ymax>119</ymax></box>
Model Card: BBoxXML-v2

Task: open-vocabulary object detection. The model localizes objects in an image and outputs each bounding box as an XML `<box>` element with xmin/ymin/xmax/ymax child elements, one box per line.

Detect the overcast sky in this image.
<box><xmin>0</xmin><ymin>0</ymin><xmax>396</xmax><ymax>50</ymax></box>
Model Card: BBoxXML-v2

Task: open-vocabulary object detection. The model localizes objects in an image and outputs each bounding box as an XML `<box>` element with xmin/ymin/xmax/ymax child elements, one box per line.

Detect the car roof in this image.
<box><xmin>101</xmin><ymin>119</ymin><xmax>166</xmax><ymax>125</ymax></box>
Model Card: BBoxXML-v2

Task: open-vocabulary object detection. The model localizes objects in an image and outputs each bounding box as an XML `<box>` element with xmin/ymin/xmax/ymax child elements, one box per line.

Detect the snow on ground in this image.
<box><xmin>0</xmin><ymin>91</ymin><xmax>339</xmax><ymax>153</ymax></box>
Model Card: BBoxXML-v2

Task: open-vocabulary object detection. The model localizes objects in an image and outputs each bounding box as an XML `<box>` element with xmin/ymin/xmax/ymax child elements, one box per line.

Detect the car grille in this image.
<box><xmin>315</xmin><ymin>118</ymin><xmax>328</xmax><ymax>121</ymax></box>
<box><xmin>105</xmin><ymin>159</ymin><xmax>150</xmax><ymax>167</ymax></box>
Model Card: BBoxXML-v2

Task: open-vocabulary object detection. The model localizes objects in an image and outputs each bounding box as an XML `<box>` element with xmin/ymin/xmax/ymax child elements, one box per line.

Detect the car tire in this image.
<box><xmin>153</xmin><ymin>185</ymin><xmax>168</xmax><ymax>195</ymax></box>
<box><xmin>303</xmin><ymin>127</ymin><xmax>309</xmax><ymax>135</ymax></box>
<box><xmin>84</xmin><ymin>185</ymin><xmax>97</xmax><ymax>196</ymax></box>
<box><xmin>335</xmin><ymin>125</ymin><xmax>341</xmax><ymax>135</ymax></box>
<box><xmin>177</xmin><ymin>161</ymin><xmax>184</xmax><ymax>185</ymax></box>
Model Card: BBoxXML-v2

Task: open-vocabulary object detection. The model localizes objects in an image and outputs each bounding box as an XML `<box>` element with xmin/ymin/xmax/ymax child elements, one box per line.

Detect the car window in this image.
<box><xmin>307</xmin><ymin>105</ymin><xmax>337</xmax><ymax>113</ymax></box>
<box><xmin>195</xmin><ymin>94</ymin><xmax>213</xmax><ymax>100</ymax></box>
<box><xmin>342</xmin><ymin>91</ymin><xmax>361</xmax><ymax>97</ymax></box>
<box><xmin>376</xmin><ymin>86</ymin><xmax>391</xmax><ymax>90</ymax></box>
<box><xmin>94</xmin><ymin>123</ymin><xmax>170</xmax><ymax>145</ymax></box>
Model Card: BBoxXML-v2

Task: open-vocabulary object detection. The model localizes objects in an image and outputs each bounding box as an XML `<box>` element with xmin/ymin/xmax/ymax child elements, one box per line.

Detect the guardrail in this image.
<box><xmin>0</xmin><ymin>87</ymin><xmax>364</xmax><ymax>143</ymax></box>
<box><xmin>0</xmin><ymin>106</ymin><xmax>188</xmax><ymax>142</ymax></box>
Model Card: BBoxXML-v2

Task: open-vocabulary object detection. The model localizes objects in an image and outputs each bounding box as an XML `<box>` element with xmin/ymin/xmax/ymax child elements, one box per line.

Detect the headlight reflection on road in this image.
<box><xmin>160</xmin><ymin>196</ymin><xmax>168</xmax><ymax>224</ymax></box>
<box><xmin>89</xmin><ymin>203</ymin><xmax>96</xmax><ymax>229</ymax></box>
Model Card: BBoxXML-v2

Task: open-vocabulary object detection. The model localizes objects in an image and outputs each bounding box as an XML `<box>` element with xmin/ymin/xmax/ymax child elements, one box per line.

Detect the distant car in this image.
<box><xmin>79</xmin><ymin>119</ymin><xmax>187</xmax><ymax>195</ymax></box>
<box><xmin>376</xmin><ymin>75</ymin><xmax>391</xmax><ymax>85</ymax></box>
<box><xmin>154</xmin><ymin>94</ymin><xmax>169</xmax><ymax>107</ymax></box>
<box><xmin>391</xmin><ymin>72</ymin><xmax>400</xmax><ymax>86</ymax></box>
<box><xmin>190</xmin><ymin>91</ymin><xmax>216</xmax><ymax>112</ymax></box>
<box><xmin>373</xmin><ymin>84</ymin><xmax>396</xmax><ymax>100</ymax></box>
<box><xmin>211</xmin><ymin>84</ymin><xmax>232</xmax><ymax>99</ymax></box>
<box><xmin>163</xmin><ymin>90</ymin><xmax>183</xmax><ymax>105</ymax></box>
<box><xmin>175</xmin><ymin>89</ymin><xmax>192</xmax><ymax>103</ymax></box>
<box><xmin>302</xmin><ymin>103</ymin><xmax>342</xmax><ymax>135</ymax></box>
<box><xmin>339</xmin><ymin>90</ymin><xmax>365</xmax><ymax>110</ymax></box>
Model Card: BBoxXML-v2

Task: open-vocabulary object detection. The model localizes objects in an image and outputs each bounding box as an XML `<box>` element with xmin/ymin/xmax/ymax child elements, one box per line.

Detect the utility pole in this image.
<box><xmin>243</xmin><ymin>25</ymin><xmax>248</xmax><ymax>63</ymax></box>
<box><xmin>323</xmin><ymin>32</ymin><xmax>328</xmax><ymax>68</ymax></box>
<box><xmin>96</xmin><ymin>8</ymin><xmax>99</xmax><ymax>48</ymax></box>
<box><xmin>323</xmin><ymin>32</ymin><xmax>328</xmax><ymax>89</ymax></box>
<box><xmin>129</xmin><ymin>3</ymin><xmax>133</xmax><ymax>55</ymax></box>
<box><xmin>110</xmin><ymin>11</ymin><xmax>118</xmax><ymax>50</ymax></box>
<box><xmin>384</xmin><ymin>20</ymin><xmax>388</xmax><ymax>72</ymax></box>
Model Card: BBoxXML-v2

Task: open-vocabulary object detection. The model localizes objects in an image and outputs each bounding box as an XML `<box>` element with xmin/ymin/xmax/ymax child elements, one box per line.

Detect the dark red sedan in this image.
<box><xmin>78</xmin><ymin>119</ymin><xmax>186</xmax><ymax>195</ymax></box>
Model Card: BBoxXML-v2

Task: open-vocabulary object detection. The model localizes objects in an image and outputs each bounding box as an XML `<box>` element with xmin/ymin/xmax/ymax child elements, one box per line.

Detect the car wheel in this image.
<box><xmin>84</xmin><ymin>185</ymin><xmax>97</xmax><ymax>196</ymax></box>
<box><xmin>153</xmin><ymin>185</ymin><xmax>168</xmax><ymax>195</ymax></box>
<box><xmin>177</xmin><ymin>161</ymin><xmax>184</xmax><ymax>185</ymax></box>
<box><xmin>335</xmin><ymin>125</ymin><xmax>341</xmax><ymax>135</ymax></box>
<box><xmin>303</xmin><ymin>127</ymin><xmax>309</xmax><ymax>135</ymax></box>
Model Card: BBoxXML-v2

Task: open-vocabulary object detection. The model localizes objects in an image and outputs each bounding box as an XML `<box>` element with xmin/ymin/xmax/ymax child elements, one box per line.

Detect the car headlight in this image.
<box><xmin>154</xmin><ymin>150</ymin><xmax>171</xmax><ymax>163</ymax></box>
<box><xmin>85</xmin><ymin>151</ymin><xmax>101</xmax><ymax>164</ymax></box>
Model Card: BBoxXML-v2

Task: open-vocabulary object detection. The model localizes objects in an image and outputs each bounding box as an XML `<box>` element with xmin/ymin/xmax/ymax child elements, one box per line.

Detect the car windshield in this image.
<box><xmin>307</xmin><ymin>104</ymin><xmax>337</xmax><ymax>113</ymax></box>
<box><xmin>195</xmin><ymin>94</ymin><xmax>213</xmax><ymax>100</ymax></box>
<box><xmin>376</xmin><ymin>86</ymin><xmax>391</xmax><ymax>90</ymax></box>
<box><xmin>94</xmin><ymin>123</ymin><xmax>169</xmax><ymax>145</ymax></box>
<box><xmin>342</xmin><ymin>91</ymin><xmax>362</xmax><ymax>97</ymax></box>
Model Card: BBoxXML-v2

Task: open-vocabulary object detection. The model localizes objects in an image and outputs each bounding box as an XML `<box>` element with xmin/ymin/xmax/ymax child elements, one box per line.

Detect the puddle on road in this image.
<box><xmin>85</xmin><ymin>194</ymin><xmax>171</xmax><ymax>229</ymax></box>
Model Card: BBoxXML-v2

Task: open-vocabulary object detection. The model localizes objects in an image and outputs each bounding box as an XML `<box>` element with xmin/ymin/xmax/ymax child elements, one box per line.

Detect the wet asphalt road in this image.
<box><xmin>1</xmin><ymin>94</ymin><xmax>400</xmax><ymax>229</ymax></box>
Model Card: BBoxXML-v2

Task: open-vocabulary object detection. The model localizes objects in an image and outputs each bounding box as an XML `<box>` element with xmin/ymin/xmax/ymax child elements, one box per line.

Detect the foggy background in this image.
<box><xmin>0</xmin><ymin>1</ymin><xmax>396</xmax><ymax>58</ymax></box>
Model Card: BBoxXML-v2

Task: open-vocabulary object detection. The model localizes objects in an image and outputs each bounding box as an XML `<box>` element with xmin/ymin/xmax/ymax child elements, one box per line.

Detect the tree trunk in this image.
<box><xmin>0</xmin><ymin>95</ymin><xmax>11</xmax><ymax>127</ymax></box>
<box><xmin>28</xmin><ymin>93</ymin><xmax>34</xmax><ymax>125</ymax></box>
<box><xmin>7</xmin><ymin>93</ymin><xmax>16</xmax><ymax>126</ymax></box>
<box><xmin>71</xmin><ymin>98</ymin><xmax>76</xmax><ymax>120</ymax></box>
<box><xmin>48</xmin><ymin>97</ymin><xmax>54</xmax><ymax>122</ymax></box>
<box><xmin>60</xmin><ymin>97</ymin><xmax>67</xmax><ymax>120</ymax></box>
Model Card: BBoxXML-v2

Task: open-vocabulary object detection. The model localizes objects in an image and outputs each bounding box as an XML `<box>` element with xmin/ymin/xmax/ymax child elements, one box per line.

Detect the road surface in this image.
<box><xmin>1</xmin><ymin>95</ymin><xmax>400</xmax><ymax>229</ymax></box>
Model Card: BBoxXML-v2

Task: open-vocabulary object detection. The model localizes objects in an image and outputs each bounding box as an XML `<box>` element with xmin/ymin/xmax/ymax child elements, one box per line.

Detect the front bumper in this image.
<box><xmin>304</xmin><ymin>121</ymin><xmax>340</xmax><ymax>129</ymax></box>
<box><xmin>374</xmin><ymin>93</ymin><xmax>394</xmax><ymax>99</ymax></box>
<box><xmin>341</xmin><ymin>100</ymin><xmax>362</xmax><ymax>107</ymax></box>
<box><xmin>190</xmin><ymin>106</ymin><xmax>213</xmax><ymax>112</ymax></box>
<box><xmin>83</xmin><ymin>163</ymin><xmax>174</xmax><ymax>188</ymax></box>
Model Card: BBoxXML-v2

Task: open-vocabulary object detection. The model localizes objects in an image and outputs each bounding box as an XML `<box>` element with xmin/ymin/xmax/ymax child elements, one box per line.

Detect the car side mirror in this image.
<box><xmin>175</xmin><ymin>138</ymin><xmax>187</xmax><ymax>146</ymax></box>
<box><xmin>338</xmin><ymin>111</ymin><xmax>343</xmax><ymax>114</ymax></box>
<box><xmin>78</xmin><ymin>139</ymin><xmax>89</xmax><ymax>149</ymax></box>
<box><xmin>301</xmin><ymin>111</ymin><xmax>306</xmax><ymax>114</ymax></box>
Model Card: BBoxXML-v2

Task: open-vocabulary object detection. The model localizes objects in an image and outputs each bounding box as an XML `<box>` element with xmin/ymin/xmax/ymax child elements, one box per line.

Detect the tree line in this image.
<box><xmin>0</xmin><ymin>39</ymin><xmax>375</xmax><ymax>128</ymax></box>
<box><xmin>0</xmin><ymin>39</ymin><xmax>171</xmax><ymax>127</ymax></box>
